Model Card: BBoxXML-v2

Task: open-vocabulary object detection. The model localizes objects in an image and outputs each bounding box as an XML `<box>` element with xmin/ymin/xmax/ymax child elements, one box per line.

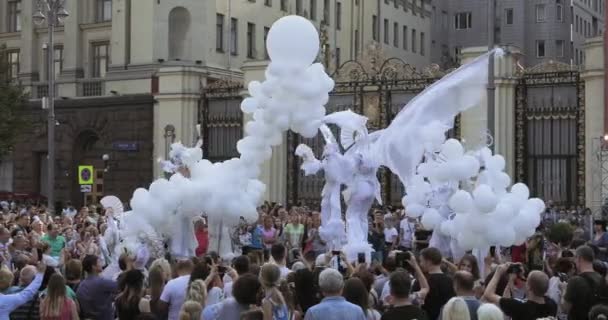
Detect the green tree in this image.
<box><xmin>0</xmin><ymin>45</ymin><xmax>29</xmax><ymax>157</ymax></box>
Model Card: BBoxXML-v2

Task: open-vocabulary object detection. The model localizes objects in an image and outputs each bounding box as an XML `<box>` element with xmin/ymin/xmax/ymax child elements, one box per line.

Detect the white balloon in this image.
<box><xmin>496</xmin><ymin>172</ymin><xmax>512</xmax><ymax>189</ymax></box>
<box><xmin>527</xmin><ymin>198</ymin><xmax>546</xmax><ymax>213</ymax></box>
<box><xmin>473</xmin><ymin>184</ymin><xmax>498</xmax><ymax>213</ymax></box>
<box><xmin>487</xmin><ymin>155</ymin><xmax>506</xmax><ymax>172</ymax></box>
<box><xmin>511</xmin><ymin>183</ymin><xmax>530</xmax><ymax>200</ymax></box>
<box><xmin>449</xmin><ymin>190</ymin><xmax>474</xmax><ymax>213</ymax></box>
<box><xmin>266</xmin><ymin>15</ymin><xmax>319</xmax><ymax>68</ymax></box>
<box><xmin>406</xmin><ymin>203</ymin><xmax>425</xmax><ymax>218</ymax></box>
<box><xmin>441</xmin><ymin>139</ymin><xmax>464</xmax><ymax>159</ymax></box>
<box><xmin>494</xmin><ymin>201</ymin><xmax>514</xmax><ymax>222</ymax></box>
<box><xmin>421</xmin><ymin>208</ymin><xmax>442</xmax><ymax>230</ymax></box>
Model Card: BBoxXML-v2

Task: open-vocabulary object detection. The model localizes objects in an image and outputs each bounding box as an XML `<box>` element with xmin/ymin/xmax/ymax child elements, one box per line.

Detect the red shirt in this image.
<box><xmin>195</xmin><ymin>228</ymin><xmax>208</xmax><ymax>257</ymax></box>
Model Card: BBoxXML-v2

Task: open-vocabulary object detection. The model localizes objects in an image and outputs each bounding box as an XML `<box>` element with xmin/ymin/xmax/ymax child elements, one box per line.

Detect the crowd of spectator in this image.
<box><xmin>0</xmin><ymin>198</ymin><xmax>608</xmax><ymax>320</ymax></box>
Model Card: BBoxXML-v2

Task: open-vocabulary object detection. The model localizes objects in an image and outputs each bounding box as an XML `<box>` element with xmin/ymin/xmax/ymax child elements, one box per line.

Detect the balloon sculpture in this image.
<box><xmin>120</xmin><ymin>16</ymin><xmax>335</xmax><ymax>258</ymax></box>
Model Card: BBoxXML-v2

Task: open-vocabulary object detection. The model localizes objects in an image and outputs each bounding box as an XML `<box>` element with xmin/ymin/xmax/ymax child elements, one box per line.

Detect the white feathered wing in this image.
<box><xmin>370</xmin><ymin>48</ymin><xmax>503</xmax><ymax>187</ymax></box>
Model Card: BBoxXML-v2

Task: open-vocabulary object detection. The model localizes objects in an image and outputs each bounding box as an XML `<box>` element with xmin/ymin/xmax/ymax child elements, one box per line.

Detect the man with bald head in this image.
<box><xmin>483</xmin><ymin>264</ymin><xmax>557</xmax><ymax>320</ymax></box>
<box><xmin>7</xmin><ymin>265</ymin><xmax>41</xmax><ymax>320</ymax></box>
<box><xmin>439</xmin><ymin>271</ymin><xmax>481</xmax><ymax>320</ymax></box>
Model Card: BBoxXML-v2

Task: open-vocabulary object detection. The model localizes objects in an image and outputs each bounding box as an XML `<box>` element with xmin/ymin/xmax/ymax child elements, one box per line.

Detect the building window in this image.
<box><xmin>280</xmin><ymin>0</ymin><xmax>287</xmax><ymax>11</ymax></box>
<box><xmin>91</xmin><ymin>43</ymin><xmax>109</xmax><ymax>78</ymax></box>
<box><xmin>393</xmin><ymin>22</ymin><xmax>399</xmax><ymax>47</ymax></box>
<box><xmin>247</xmin><ymin>23</ymin><xmax>256</xmax><ymax>59</ymax></box>
<box><xmin>403</xmin><ymin>0</ymin><xmax>409</xmax><ymax>12</ymax></box>
<box><xmin>441</xmin><ymin>11</ymin><xmax>448</xmax><ymax>29</ymax></box>
<box><xmin>411</xmin><ymin>29</ymin><xmax>417</xmax><ymax>53</ymax></box>
<box><xmin>505</xmin><ymin>8</ymin><xmax>514</xmax><ymax>25</ymax></box>
<box><xmin>454</xmin><ymin>12</ymin><xmax>472</xmax><ymax>29</ymax></box>
<box><xmin>535</xmin><ymin>4</ymin><xmax>545</xmax><ymax>22</ymax></box>
<box><xmin>336</xmin><ymin>2</ymin><xmax>342</xmax><ymax>30</ymax></box>
<box><xmin>536</xmin><ymin>40</ymin><xmax>545</xmax><ymax>57</ymax></box>
<box><xmin>556</xmin><ymin>40</ymin><xmax>565</xmax><ymax>57</ymax></box>
<box><xmin>403</xmin><ymin>25</ymin><xmax>408</xmax><ymax>50</ymax></box>
<box><xmin>372</xmin><ymin>15</ymin><xmax>378</xmax><ymax>41</ymax></box>
<box><xmin>230</xmin><ymin>18</ymin><xmax>238</xmax><ymax>56</ymax></box>
<box><xmin>556</xmin><ymin>4</ymin><xmax>563</xmax><ymax>21</ymax></box>
<box><xmin>7</xmin><ymin>0</ymin><xmax>21</xmax><ymax>32</ymax></box>
<box><xmin>575</xmin><ymin>15</ymin><xmax>579</xmax><ymax>33</ymax></box>
<box><xmin>323</xmin><ymin>0</ymin><xmax>330</xmax><ymax>24</ymax></box>
<box><xmin>265</xmin><ymin>0</ymin><xmax>272</xmax><ymax>7</ymax></box>
<box><xmin>454</xmin><ymin>46</ymin><xmax>461</xmax><ymax>62</ymax></box>
<box><xmin>310</xmin><ymin>0</ymin><xmax>317</xmax><ymax>20</ymax></box>
<box><xmin>96</xmin><ymin>0</ymin><xmax>112</xmax><ymax>22</ymax></box>
<box><xmin>354</xmin><ymin>29</ymin><xmax>360</xmax><ymax>56</ymax></box>
<box><xmin>264</xmin><ymin>26</ymin><xmax>270</xmax><ymax>59</ymax></box>
<box><xmin>420</xmin><ymin>32</ymin><xmax>425</xmax><ymax>56</ymax></box>
<box><xmin>335</xmin><ymin>47</ymin><xmax>341</xmax><ymax>68</ymax></box>
<box><xmin>6</xmin><ymin>50</ymin><xmax>19</xmax><ymax>79</ymax></box>
<box><xmin>43</xmin><ymin>46</ymin><xmax>64</xmax><ymax>80</ymax></box>
<box><xmin>296</xmin><ymin>0</ymin><xmax>303</xmax><ymax>15</ymax></box>
<box><xmin>216</xmin><ymin>14</ymin><xmax>225</xmax><ymax>52</ymax></box>
<box><xmin>383</xmin><ymin>19</ymin><xmax>389</xmax><ymax>44</ymax></box>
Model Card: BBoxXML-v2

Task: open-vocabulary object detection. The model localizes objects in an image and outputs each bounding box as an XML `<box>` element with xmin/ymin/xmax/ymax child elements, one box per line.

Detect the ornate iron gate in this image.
<box><xmin>515</xmin><ymin>62</ymin><xmax>585</xmax><ymax>207</ymax></box>
<box><xmin>200</xmin><ymin>79</ymin><xmax>244</xmax><ymax>163</ymax></box>
<box><xmin>286</xmin><ymin>48</ymin><xmax>452</xmax><ymax>208</ymax></box>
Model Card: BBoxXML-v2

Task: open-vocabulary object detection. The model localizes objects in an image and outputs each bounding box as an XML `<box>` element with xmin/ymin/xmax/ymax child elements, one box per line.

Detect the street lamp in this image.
<box><xmin>33</xmin><ymin>0</ymin><xmax>69</xmax><ymax>214</ymax></box>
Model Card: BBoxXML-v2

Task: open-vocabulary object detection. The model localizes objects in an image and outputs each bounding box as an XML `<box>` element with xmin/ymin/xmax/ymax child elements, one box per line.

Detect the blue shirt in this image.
<box><xmin>0</xmin><ymin>273</ymin><xmax>42</xmax><ymax>320</ymax></box>
<box><xmin>76</xmin><ymin>275</ymin><xmax>118</xmax><ymax>320</ymax></box>
<box><xmin>304</xmin><ymin>296</ymin><xmax>366</xmax><ymax>320</ymax></box>
<box><xmin>250</xmin><ymin>225</ymin><xmax>264</xmax><ymax>249</ymax></box>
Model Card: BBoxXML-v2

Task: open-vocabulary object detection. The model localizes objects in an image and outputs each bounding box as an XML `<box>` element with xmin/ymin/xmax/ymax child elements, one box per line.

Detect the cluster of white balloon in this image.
<box><xmin>404</xmin><ymin>138</ymin><xmax>545</xmax><ymax>251</ymax></box>
<box><xmin>121</xmin><ymin>16</ymin><xmax>334</xmax><ymax>258</ymax></box>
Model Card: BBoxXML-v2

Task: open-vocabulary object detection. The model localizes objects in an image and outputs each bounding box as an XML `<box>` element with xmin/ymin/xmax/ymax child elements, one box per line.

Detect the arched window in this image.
<box><xmin>168</xmin><ymin>7</ymin><xmax>191</xmax><ymax>60</ymax></box>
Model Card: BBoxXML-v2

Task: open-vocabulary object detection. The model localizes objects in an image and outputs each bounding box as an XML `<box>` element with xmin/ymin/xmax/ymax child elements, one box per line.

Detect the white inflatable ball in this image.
<box><xmin>496</xmin><ymin>172</ymin><xmax>512</xmax><ymax>189</ymax></box>
<box><xmin>527</xmin><ymin>198</ymin><xmax>546</xmax><ymax>214</ymax></box>
<box><xmin>494</xmin><ymin>201</ymin><xmax>514</xmax><ymax>222</ymax></box>
<box><xmin>266</xmin><ymin>16</ymin><xmax>320</xmax><ymax>68</ymax></box>
<box><xmin>421</xmin><ymin>208</ymin><xmax>442</xmax><ymax>230</ymax></box>
<box><xmin>449</xmin><ymin>190</ymin><xmax>474</xmax><ymax>214</ymax></box>
<box><xmin>441</xmin><ymin>139</ymin><xmax>464</xmax><ymax>159</ymax></box>
<box><xmin>473</xmin><ymin>184</ymin><xmax>498</xmax><ymax>213</ymax></box>
<box><xmin>511</xmin><ymin>183</ymin><xmax>530</xmax><ymax>200</ymax></box>
<box><xmin>439</xmin><ymin>220</ymin><xmax>453</xmax><ymax>237</ymax></box>
<box><xmin>486</xmin><ymin>155</ymin><xmax>506</xmax><ymax>172</ymax></box>
<box><xmin>406</xmin><ymin>203</ymin><xmax>426</xmax><ymax>218</ymax></box>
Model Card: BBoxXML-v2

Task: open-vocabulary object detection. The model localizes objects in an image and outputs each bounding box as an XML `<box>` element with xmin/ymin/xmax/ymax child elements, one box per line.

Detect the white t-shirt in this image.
<box><xmin>206</xmin><ymin>287</ymin><xmax>224</xmax><ymax>306</ymax></box>
<box><xmin>383</xmin><ymin>227</ymin><xmax>398</xmax><ymax>244</ymax></box>
<box><xmin>160</xmin><ymin>275</ymin><xmax>190</xmax><ymax>320</ymax></box>
<box><xmin>399</xmin><ymin>220</ymin><xmax>416</xmax><ymax>248</ymax></box>
<box><xmin>224</xmin><ymin>281</ymin><xmax>234</xmax><ymax>298</ymax></box>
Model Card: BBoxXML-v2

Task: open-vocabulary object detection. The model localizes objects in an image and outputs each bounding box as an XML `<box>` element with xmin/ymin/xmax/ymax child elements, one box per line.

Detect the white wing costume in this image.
<box><xmin>308</xmin><ymin>49</ymin><xmax>502</xmax><ymax>261</ymax></box>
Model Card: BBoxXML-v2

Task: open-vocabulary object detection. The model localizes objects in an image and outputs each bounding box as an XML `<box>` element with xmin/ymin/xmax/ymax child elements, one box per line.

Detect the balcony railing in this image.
<box><xmin>80</xmin><ymin>80</ymin><xmax>105</xmax><ymax>97</ymax></box>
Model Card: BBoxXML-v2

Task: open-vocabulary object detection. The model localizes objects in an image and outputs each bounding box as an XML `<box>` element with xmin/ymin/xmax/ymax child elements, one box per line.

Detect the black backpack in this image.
<box><xmin>580</xmin><ymin>273</ymin><xmax>608</xmax><ymax>309</ymax></box>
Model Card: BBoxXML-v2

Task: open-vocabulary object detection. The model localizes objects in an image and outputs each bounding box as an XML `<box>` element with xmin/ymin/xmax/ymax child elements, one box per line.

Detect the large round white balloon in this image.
<box><xmin>473</xmin><ymin>184</ymin><xmax>498</xmax><ymax>213</ymax></box>
<box><xmin>266</xmin><ymin>16</ymin><xmax>320</xmax><ymax>68</ymax></box>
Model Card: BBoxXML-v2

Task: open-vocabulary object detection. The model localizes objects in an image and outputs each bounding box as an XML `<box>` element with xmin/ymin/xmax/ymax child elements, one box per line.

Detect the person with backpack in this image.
<box><xmin>562</xmin><ymin>245</ymin><xmax>607</xmax><ymax>320</ymax></box>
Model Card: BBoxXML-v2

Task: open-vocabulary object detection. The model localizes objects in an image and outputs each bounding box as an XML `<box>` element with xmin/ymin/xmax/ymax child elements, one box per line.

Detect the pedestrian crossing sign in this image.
<box><xmin>78</xmin><ymin>165</ymin><xmax>94</xmax><ymax>185</ymax></box>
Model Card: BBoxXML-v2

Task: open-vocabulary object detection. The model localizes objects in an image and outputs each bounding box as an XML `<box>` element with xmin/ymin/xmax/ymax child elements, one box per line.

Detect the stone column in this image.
<box><xmin>154</xmin><ymin>66</ymin><xmax>207</xmax><ymax>178</ymax></box>
<box><xmin>459</xmin><ymin>47</ymin><xmax>489</xmax><ymax>151</ymax></box>
<box><xmin>109</xmin><ymin>0</ymin><xmax>129</xmax><ymax>69</ymax></box>
<box><xmin>18</xmin><ymin>0</ymin><xmax>36</xmax><ymax>84</ymax></box>
<box><xmin>582</xmin><ymin>37</ymin><xmax>605</xmax><ymax>210</ymax></box>
<box><xmin>59</xmin><ymin>0</ymin><xmax>82</xmax><ymax>97</ymax></box>
<box><xmin>241</xmin><ymin>60</ymin><xmax>287</xmax><ymax>204</ymax></box>
<box><xmin>493</xmin><ymin>47</ymin><xmax>519</xmax><ymax>178</ymax></box>
<box><xmin>458</xmin><ymin>46</ymin><xmax>518</xmax><ymax>177</ymax></box>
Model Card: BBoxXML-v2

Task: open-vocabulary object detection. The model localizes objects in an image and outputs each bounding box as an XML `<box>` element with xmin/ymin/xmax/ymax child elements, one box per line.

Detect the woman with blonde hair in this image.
<box><xmin>178</xmin><ymin>279</ymin><xmax>207</xmax><ymax>320</ymax></box>
<box><xmin>441</xmin><ymin>297</ymin><xmax>471</xmax><ymax>320</ymax></box>
<box><xmin>139</xmin><ymin>260</ymin><xmax>170</xmax><ymax>317</ymax></box>
<box><xmin>477</xmin><ymin>303</ymin><xmax>504</xmax><ymax>320</ymax></box>
<box><xmin>39</xmin><ymin>273</ymin><xmax>79</xmax><ymax>320</ymax></box>
<box><xmin>260</xmin><ymin>263</ymin><xmax>288</xmax><ymax>320</ymax></box>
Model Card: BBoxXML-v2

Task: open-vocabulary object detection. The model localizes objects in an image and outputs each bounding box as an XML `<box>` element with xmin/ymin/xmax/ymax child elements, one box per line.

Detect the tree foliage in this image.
<box><xmin>0</xmin><ymin>45</ymin><xmax>29</xmax><ymax>157</ymax></box>
<box><xmin>547</xmin><ymin>222</ymin><xmax>574</xmax><ymax>247</ymax></box>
